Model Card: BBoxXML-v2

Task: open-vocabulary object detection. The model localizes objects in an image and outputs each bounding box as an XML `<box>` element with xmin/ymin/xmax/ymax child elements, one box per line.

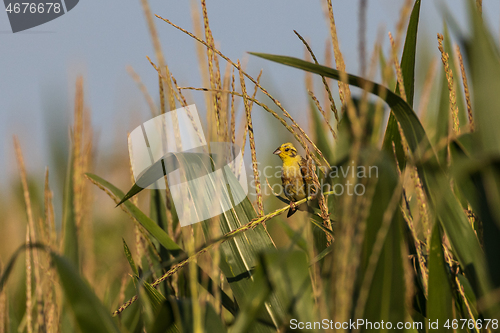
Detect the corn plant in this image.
<box><xmin>1</xmin><ymin>0</ymin><xmax>500</xmax><ymax>332</ymax></box>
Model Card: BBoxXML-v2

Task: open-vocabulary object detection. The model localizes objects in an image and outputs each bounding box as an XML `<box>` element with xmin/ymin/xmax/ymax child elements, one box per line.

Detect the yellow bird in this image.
<box><xmin>273</xmin><ymin>142</ymin><xmax>316</xmax><ymax>217</ymax></box>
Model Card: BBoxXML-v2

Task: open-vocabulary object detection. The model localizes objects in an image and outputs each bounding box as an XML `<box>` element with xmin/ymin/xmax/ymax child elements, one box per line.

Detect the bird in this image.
<box><xmin>273</xmin><ymin>142</ymin><xmax>317</xmax><ymax>217</ymax></box>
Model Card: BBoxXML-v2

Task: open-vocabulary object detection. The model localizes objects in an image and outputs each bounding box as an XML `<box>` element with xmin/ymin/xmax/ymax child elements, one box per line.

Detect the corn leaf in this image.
<box><xmin>50</xmin><ymin>253</ymin><xmax>121</xmax><ymax>333</ymax></box>
<box><xmin>427</xmin><ymin>223</ymin><xmax>454</xmax><ymax>325</ymax></box>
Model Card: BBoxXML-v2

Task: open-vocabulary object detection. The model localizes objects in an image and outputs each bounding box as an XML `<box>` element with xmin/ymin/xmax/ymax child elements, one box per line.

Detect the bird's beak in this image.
<box><xmin>273</xmin><ymin>147</ymin><xmax>282</xmax><ymax>155</ymax></box>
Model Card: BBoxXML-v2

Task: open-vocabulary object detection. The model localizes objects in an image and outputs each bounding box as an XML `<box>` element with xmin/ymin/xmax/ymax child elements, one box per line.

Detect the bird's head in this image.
<box><xmin>273</xmin><ymin>142</ymin><xmax>298</xmax><ymax>161</ymax></box>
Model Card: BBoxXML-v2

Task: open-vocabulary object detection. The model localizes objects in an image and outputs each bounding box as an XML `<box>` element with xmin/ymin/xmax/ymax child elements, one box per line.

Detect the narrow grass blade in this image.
<box><xmin>62</xmin><ymin>148</ymin><xmax>79</xmax><ymax>267</ymax></box>
<box><xmin>357</xmin><ymin>153</ymin><xmax>406</xmax><ymax>324</ymax></box>
<box><xmin>228</xmin><ymin>256</ymin><xmax>273</xmax><ymax>333</ymax></box>
<box><xmin>86</xmin><ymin>173</ymin><xmax>182</xmax><ymax>255</ymax></box>
<box><xmin>123</xmin><ymin>239</ymin><xmax>139</xmax><ymax>277</ymax></box>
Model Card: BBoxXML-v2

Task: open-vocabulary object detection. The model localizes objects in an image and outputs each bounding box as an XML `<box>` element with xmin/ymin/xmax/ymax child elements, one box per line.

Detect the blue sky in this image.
<box><xmin>0</xmin><ymin>0</ymin><xmax>499</xmax><ymax>188</ymax></box>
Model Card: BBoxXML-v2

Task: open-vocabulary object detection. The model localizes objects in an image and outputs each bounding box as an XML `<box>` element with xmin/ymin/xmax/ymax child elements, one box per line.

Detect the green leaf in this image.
<box><xmin>123</xmin><ymin>238</ymin><xmax>139</xmax><ymax>277</ymax></box>
<box><xmin>450</xmin><ymin>150</ymin><xmax>500</xmax><ymax>290</ymax></box>
<box><xmin>50</xmin><ymin>253</ymin><xmax>121</xmax><ymax>333</ymax></box>
<box><xmin>399</xmin><ymin>0</ymin><xmax>420</xmax><ymax>107</ymax></box>
<box><xmin>382</xmin><ymin>0</ymin><xmax>421</xmax><ymax>170</ymax></box>
<box><xmin>228</xmin><ymin>256</ymin><xmax>273</xmax><ymax>333</ymax></box>
<box><xmin>151</xmin><ymin>299</ymin><xmax>225</xmax><ymax>333</ymax></box>
<box><xmin>86</xmin><ymin>173</ymin><xmax>182</xmax><ymax>255</ymax></box>
<box><xmin>262</xmin><ymin>250</ymin><xmax>316</xmax><ymax>324</ymax></box>
<box><xmin>150</xmin><ymin>189</ymin><xmax>168</xmax><ymax>232</ymax></box>
<box><xmin>424</xmin><ymin>165</ymin><xmax>491</xmax><ymax>301</ymax></box>
<box><xmin>427</xmin><ymin>223</ymin><xmax>454</xmax><ymax>325</ymax></box>
<box><xmin>62</xmin><ymin>147</ymin><xmax>79</xmax><ymax>267</ymax></box>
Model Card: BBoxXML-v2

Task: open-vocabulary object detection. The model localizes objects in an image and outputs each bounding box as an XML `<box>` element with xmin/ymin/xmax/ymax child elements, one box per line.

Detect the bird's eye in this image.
<box><xmin>285</xmin><ymin>148</ymin><xmax>290</xmax><ymax>152</ymax></box>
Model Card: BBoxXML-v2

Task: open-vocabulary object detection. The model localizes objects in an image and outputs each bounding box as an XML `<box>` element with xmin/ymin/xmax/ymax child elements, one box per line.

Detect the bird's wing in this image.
<box><xmin>299</xmin><ymin>157</ymin><xmax>316</xmax><ymax>194</ymax></box>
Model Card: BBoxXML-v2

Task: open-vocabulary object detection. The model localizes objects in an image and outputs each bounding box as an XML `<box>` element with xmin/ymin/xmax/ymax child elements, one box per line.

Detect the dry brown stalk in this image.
<box><xmin>200</xmin><ymin>0</ymin><xmax>221</xmax><ymax>135</ymax></box>
<box><xmin>393</xmin><ymin>143</ymin><xmax>429</xmax><ymax>295</ymax></box>
<box><xmin>147</xmin><ymin>57</ymin><xmax>208</xmax><ymax>148</ymax></box>
<box><xmin>304</xmin><ymin>45</ymin><xmax>314</xmax><ymax>93</ymax></box>
<box><xmin>391</xmin><ymin>32</ymin><xmax>431</xmax><ymax>247</ymax></box>
<box><xmin>443</xmin><ymin>246</ymin><xmax>480</xmax><ymax>333</ymax></box>
<box><xmin>170</xmin><ymin>73</ymin><xmax>188</xmax><ymax>108</ymax></box>
<box><xmin>237</xmin><ymin>70</ymin><xmax>262</xmax><ymax>180</ymax></box>
<box><xmin>127</xmin><ymin>66</ymin><xmax>159</xmax><ymax>117</ymax></box>
<box><xmin>42</xmin><ymin>171</ymin><xmax>57</xmax><ymax>332</ymax></box>
<box><xmin>389</xmin><ymin>32</ymin><xmax>407</xmax><ymax>102</ymax></box>
<box><xmin>324</xmin><ymin>0</ymin><xmax>351</xmax><ymax>106</ymax></box>
<box><xmin>73</xmin><ymin>79</ymin><xmax>97</xmax><ymax>285</ymax></box>
<box><xmin>13</xmin><ymin>138</ymin><xmax>38</xmax><ymax>333</ymax></box>
<box><xmin>239</xmin><ymin>60</ymin><xmax>264</xmax><ymax>217</ymax></box>
<box><xmin>140</xmin><ymin>0</ymin><xmax>175</xmax><ymax>111</ymax></box>
<box><xmin>179</xmin><ymin>87</ymin><xmax>305</xmax><ymax>157</ymax></box>
<box><xmin>127</xmin><ymin>145</ymin><xmax>147</xmax><ymax>266</ymax></box>
<box><xmin>158</xmin><ymin>73</ymin><xmax>166</xmax><ymax>115</ymax></box>
<box><xmin>73</xmin><ymin>76</ymin><xmax>84</xmax><ymax>233</ymax></box>
<box><xmin>308</xmin><ymin>90</ymin><xmax>336</xmax><ymax>139</ymax></box>
<box><xmin>437</xmin><ymin>33</ymin><xmax>460</xmax><ymax>135</ymax></box>
<box><xmin>324</xmin><ymin>1</ymin><xmax>361</xmax><ymax>148</ymax></box>
<box><xmin>323</xmin><ymin>39</ymin><xmax>337</xmax><ymax>129</ymax></box>
<box><xmin>390</xmin><ymin>28</ymin><xmax>432</xmax><ymax>243</ymax></box>
<box><xmin>230</xmin><ymin>69</ymin><xmax>236</xmax><ymax>144</ymax></box>
<box><xmin>303</xmin><ymin>142</ymin><xmax>333</xmax><ymax>244</ymax></box>
<box><xmin>353</xmin><ymin>183</ymin><xmax>403</xmax><ymax>332</ymax></box>
<box><xmin>456</xmin><ymin>45</ymin><xmax>474</xmax><ymax>132</ymax></box>
<box><xmin>295</xmin><ymin>30</ymin><xmax>339</xmax><ymax>128</ymax></box>
<box><xmin>219</xmin><ymin>63</ymin><xmax>233</xmax><ymax>141</ymax></box>
<box><xmin>402</xmin><ymin>238</ymin><xmax>415</xmax><ymax>311</ymax></box>
<box><xmin>190</xmin><ymin>1</ymin><xmax>212</xmax><ymax>120</ymax></box>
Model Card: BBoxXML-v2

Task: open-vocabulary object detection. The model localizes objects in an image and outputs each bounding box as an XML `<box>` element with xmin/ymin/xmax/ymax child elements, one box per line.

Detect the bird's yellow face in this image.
<box><xmin>273</xmin><ymin>142</ymin><xmax>298</xmax><ymax>161</ymax></box>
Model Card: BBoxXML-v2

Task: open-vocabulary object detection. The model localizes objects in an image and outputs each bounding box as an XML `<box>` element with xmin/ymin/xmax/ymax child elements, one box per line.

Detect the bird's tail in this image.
<box><xmin>287</xmin><ymin>202</ymin><xmax>308</xmax><ymax>217</ymax></box>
